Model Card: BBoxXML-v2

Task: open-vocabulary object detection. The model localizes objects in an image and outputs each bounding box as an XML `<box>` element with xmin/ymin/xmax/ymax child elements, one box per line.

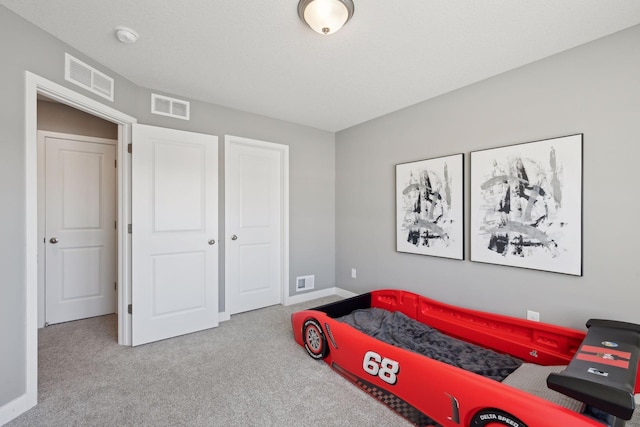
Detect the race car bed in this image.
<box><xmin>291</xmin><ymin>290</ymin><xmax>640</xmax><ymax>427</ymax></box>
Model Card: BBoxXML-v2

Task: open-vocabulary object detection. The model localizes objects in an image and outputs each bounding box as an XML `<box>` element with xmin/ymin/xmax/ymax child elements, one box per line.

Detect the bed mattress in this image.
<box><xmin>337</xmin><ymin>307</ymin><xmax>522</xmax><ymax>382</ymax></box>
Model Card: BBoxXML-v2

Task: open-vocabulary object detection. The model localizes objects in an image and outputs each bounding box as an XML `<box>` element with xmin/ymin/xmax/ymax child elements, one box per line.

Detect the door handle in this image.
<box><xmin>231</xmin><ymin>235</ymin><xmax>238</xmax><ymax>241</ymax></box>
<box><xmin>208</xmin><ymin>239</ymin><xmax>216</xmax><ymax>245</ymax></box>
<box><xmin>49</xmin><ymin>237</ymin><xmax>59</xmax><ymax>244</ymax></box>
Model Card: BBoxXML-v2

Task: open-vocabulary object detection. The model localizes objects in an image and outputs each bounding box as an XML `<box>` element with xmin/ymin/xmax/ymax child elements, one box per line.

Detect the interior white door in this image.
<box><xmin>225</xmin><ymin>136</ymin><xmax>285</xmax><ymax>315</ymax></box>
<box><xmin>45</xmin><ymin>135</ymin><xmax>117</xmax><ymax>325</ymax></box>
<box><xmin>132</xmin><ymin>124</ymin><xmax>218</xmax><ymax>346</ymax></box>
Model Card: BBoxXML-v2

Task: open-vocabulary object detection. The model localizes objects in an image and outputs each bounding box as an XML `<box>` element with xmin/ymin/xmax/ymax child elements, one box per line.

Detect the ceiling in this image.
<box><xmin>3</xmin><ymin>1</ymin><xmax>640</xmax><ymax>132</ymax></box>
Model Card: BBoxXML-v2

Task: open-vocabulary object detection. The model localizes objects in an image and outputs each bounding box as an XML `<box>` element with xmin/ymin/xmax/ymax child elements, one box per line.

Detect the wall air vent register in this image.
<box><xmin>151</xmin><ymin>94</ymin><xmax>190</xmax><ymax>120</ymax></box>
<box><xmin>296</xmin><ymin>275</ymin><xmax>315</xmax><ymax>291</ymax></box>
<box><xmin>64</xmin><ymin>53</ymin><xmax>115</xmax><ymax>101</ymax></box>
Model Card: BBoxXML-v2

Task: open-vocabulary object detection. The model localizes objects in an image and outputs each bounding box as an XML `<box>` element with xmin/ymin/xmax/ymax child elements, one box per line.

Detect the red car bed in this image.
<box><xmin>291</xmin><ymin>290</ymin><xmax>640</xmax><ymax>427</ymax></box>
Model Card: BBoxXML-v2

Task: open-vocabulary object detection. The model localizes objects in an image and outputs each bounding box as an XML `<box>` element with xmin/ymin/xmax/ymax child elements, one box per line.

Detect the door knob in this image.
<box><xmin>49</xmin><ymin>237</ymin><xmax>59</xmax><ymax>244</ymax></box>
<box><xmin>231</xmin><ymin>235</ymin><xmax>238</xmax><ymax>240</ymax></box>
<box><xmin>208</xmin><ymin>239</ymin><xmax>216</xmax><ymax>245</ymax></box>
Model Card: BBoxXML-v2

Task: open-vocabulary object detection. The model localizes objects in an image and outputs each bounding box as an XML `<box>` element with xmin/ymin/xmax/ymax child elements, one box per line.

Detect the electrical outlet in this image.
<box><xmin>351</xmin><ymin>268</ymin><xmax>357</xmax><ymax>279</ymax></box>
<box><xmin>527</xmin><ymin>310</ymin><xmax>540</xmax><ymax>322</ymax></box>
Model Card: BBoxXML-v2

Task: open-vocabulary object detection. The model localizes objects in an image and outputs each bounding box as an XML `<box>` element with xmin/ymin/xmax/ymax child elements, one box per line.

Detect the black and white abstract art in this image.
<box><xmin>470</xmin><ymin>134</ymin><xmax>582</xmax><ymax>275</ymax></box>
<box><xmin>396</xmin><ymin>153</ymin><xmax>464</xmax><ymax>260</ymax></box>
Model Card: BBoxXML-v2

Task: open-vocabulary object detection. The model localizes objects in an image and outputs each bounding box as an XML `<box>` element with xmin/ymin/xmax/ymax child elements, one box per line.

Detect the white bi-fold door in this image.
<box><xmin>131</xmin><ymin>124</ymin><xmax>219</xmax><ymax>346</ymax></box>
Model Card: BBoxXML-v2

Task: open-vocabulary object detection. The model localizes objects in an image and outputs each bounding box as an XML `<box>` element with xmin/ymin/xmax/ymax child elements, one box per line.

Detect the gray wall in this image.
<box><xmin>0</xmin><ymin>6</ymin><xmax>335</xmax><ymax>409</ymax></box>
<box><xmin>336</xmin><ymin>24</ymin><xmax>640</xmax><ymax>331</ymax></box>
<box><xmin>37</xmin><ymin>100</ymin><xmax>118</xmax><ymax>139</ymax></box>
<box><xmin>0</xmin><ymin>7</ymin><xmax>140</xmax><ymax>407</ymax></box>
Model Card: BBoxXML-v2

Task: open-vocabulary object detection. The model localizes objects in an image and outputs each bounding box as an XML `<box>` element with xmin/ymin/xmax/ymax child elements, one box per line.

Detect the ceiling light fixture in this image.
<box><xmin>298</xmin><ymin>0</ymin><xmax>354</xmax><ymax>35</ymax></box>
<box><xmin>114</xmin><ymin>26</ymin><xmax>139</xmax><ymax>44</ymax></box>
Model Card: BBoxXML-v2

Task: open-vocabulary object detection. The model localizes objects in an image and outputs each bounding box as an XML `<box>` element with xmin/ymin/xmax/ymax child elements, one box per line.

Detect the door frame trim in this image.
<box><xmin>23</xmin><ymin>72</ymin><xmax>136</xmax><ymax>413</ymax></box>
<box><xmin>223</xmin><ymin>135</ymin><xmax>290</xmax><ymax>316</ymax></box>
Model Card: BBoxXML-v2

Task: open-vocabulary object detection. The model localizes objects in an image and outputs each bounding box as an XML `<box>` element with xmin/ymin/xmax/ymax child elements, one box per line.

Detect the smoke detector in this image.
<box><xmin>114</xmin><ymin>26</ymin><xmax>139</xmax><ymax>44</ymax></box>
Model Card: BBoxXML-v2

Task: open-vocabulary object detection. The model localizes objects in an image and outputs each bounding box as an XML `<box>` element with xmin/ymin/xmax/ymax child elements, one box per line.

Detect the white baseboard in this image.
<box><xmin>334</xmin><ymin>287</ymin><xmax>358</xmax><ymax>299</ymax></box>
<box><xmin>0</xmin><ymin>392</ymin><xmax>36</xmax><ymax>426</ymax></box>
<box><xmin>220</xmin><ymin>287</ymin><xmax>359</xmax><ymax>319</ymax></box>
<box><xmin>284</xmin><ymin>286</ymin><xmax>357</xmax><ymax>306</ymax></box>
<box><xmin>285</xmin><ymin>287</ymin><xmax>336</xmax><ymax>306</ymax></box>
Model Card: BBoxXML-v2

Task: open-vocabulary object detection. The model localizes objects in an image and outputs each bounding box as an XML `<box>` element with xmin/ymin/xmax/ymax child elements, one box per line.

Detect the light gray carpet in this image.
<box><xmin>7</xmin><ymin>297</ymin><xmax>640</xmax><ymax>426</ymax></box>
<box><xmin>7</xmin><ymin>297</ymin><xmax>410</xmax><ymax>427</ymax></box>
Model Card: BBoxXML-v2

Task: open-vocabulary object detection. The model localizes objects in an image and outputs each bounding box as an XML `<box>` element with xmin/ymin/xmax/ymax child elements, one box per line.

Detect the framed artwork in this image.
<box><xmin>396</xmin><ymin>153</ymin><xmax>464</xmax><ymax>260</ymax></box>
<box><xmin>470</xmin><ymin>134</ymin><xmax>583</xmax><ymax>275</ymax></box>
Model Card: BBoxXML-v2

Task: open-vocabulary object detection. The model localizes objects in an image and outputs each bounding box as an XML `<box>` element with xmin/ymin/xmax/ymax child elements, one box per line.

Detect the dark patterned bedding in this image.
<box><xmin>337</xmin><ymin>307</ymin><xmax>523</xmax><ymax>382</ymax></box>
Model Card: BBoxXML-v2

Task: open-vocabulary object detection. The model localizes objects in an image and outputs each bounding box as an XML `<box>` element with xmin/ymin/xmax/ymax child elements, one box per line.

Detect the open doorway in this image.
<box><xmin>37</xmin><ymin>97</ymin><xmax>118</xmax><ymax>327</ymax></box>
<box><xmin>23</xmin><ymin>72</ymin><xmax>225</xmax><ymax>418</ymax></box>
<box><xmin>24</xmin><ymin>72</ymin><xmax>137</xmax><ymax>411</ymax></box>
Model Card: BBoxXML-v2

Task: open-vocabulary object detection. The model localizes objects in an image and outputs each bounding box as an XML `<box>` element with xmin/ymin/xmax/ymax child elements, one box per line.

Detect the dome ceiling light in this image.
<box><xmin>298</xmin><ymin>0</ymin><xmax>355</xmax><ymax>35</ymax></box>
<box><xmin>114</xmin><ymin>26</ymin><xmax>139</xmax><ymax>44</ymax></box>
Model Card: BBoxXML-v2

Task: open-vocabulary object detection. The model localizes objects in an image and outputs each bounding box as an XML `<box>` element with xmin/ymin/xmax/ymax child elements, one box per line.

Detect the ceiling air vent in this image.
<box><xmin>64</xmin><ymin>53</ymin><xmax>114</xmax><ymax>101</ymax></box>
<box><xmin>151</xmin><ymin>94</ymin><xmax>190</xmax><ymax>120</ymax></box>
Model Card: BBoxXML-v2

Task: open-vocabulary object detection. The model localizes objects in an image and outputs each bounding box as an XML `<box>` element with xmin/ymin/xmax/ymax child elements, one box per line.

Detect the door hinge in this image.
<box><xmin>115</xmin><ymin>159</ymin><xmax>117</xmax><ymax>168</ymax></box>
<box><xmin>128</xmin><ymin>224</ymin><xmax>132</xmax><ymax>234</ymax></box>
<box><xmin>114</xmin><ymin>220</ymin><xmax>117</xmax><ymax>230</ymax></box>
<box><xmin>127</xmin><ymin>143</ymin><xmax>132</xmax><ymax>154</ymax></box>
<box><xmin>114</xmin><ymin>282</ymin><xmax>117</xmax><ymax>291</ymax></box>
<box><xmin>128</xmin><ymin>304</ymin><xmax>132</xmax><ymax>314</ymax></box>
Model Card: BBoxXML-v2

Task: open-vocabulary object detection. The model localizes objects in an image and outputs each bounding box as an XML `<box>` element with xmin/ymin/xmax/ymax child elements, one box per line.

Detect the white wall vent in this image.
<box><xmin>151</xmin><ymin>94</ymin><xmax>190</xmax><ymax>120</ymax></box>
<box><xmin>64</xmin><ymin>53</ymin><xmax>114</xmax><ymax>101</ymax></box>
<box><xmin>296</xmin><ymin>275</ymin><xmax>315</xmax><ymax>292</ymax></box>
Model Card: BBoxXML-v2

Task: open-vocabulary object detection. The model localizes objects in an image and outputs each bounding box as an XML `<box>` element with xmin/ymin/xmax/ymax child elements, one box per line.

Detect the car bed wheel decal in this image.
<box><xmin>470</xmin><ymin>408</ymin><xmax>527</xmax><ymax>427</ymax></box>
<box><xmin>303</xmin><ymin>318</ymin><xmax>329</xmax><ymax>359</ymax></box>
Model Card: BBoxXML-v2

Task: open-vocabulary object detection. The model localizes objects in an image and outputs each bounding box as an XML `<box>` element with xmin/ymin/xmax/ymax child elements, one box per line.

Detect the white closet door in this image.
<box><xmin>132</xmin><ymin>124</ymin><xmax>218</xmax><ymax>346</ymax></box>
<box><xmin>45</xmin><ymin>134</ymin><xmax>117</xmax><ymax>325</ymax></box>
<box><xmin>225</xmin><ymin>135</ymin><xmax>285</xmax><ymax>315</ymax></box>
